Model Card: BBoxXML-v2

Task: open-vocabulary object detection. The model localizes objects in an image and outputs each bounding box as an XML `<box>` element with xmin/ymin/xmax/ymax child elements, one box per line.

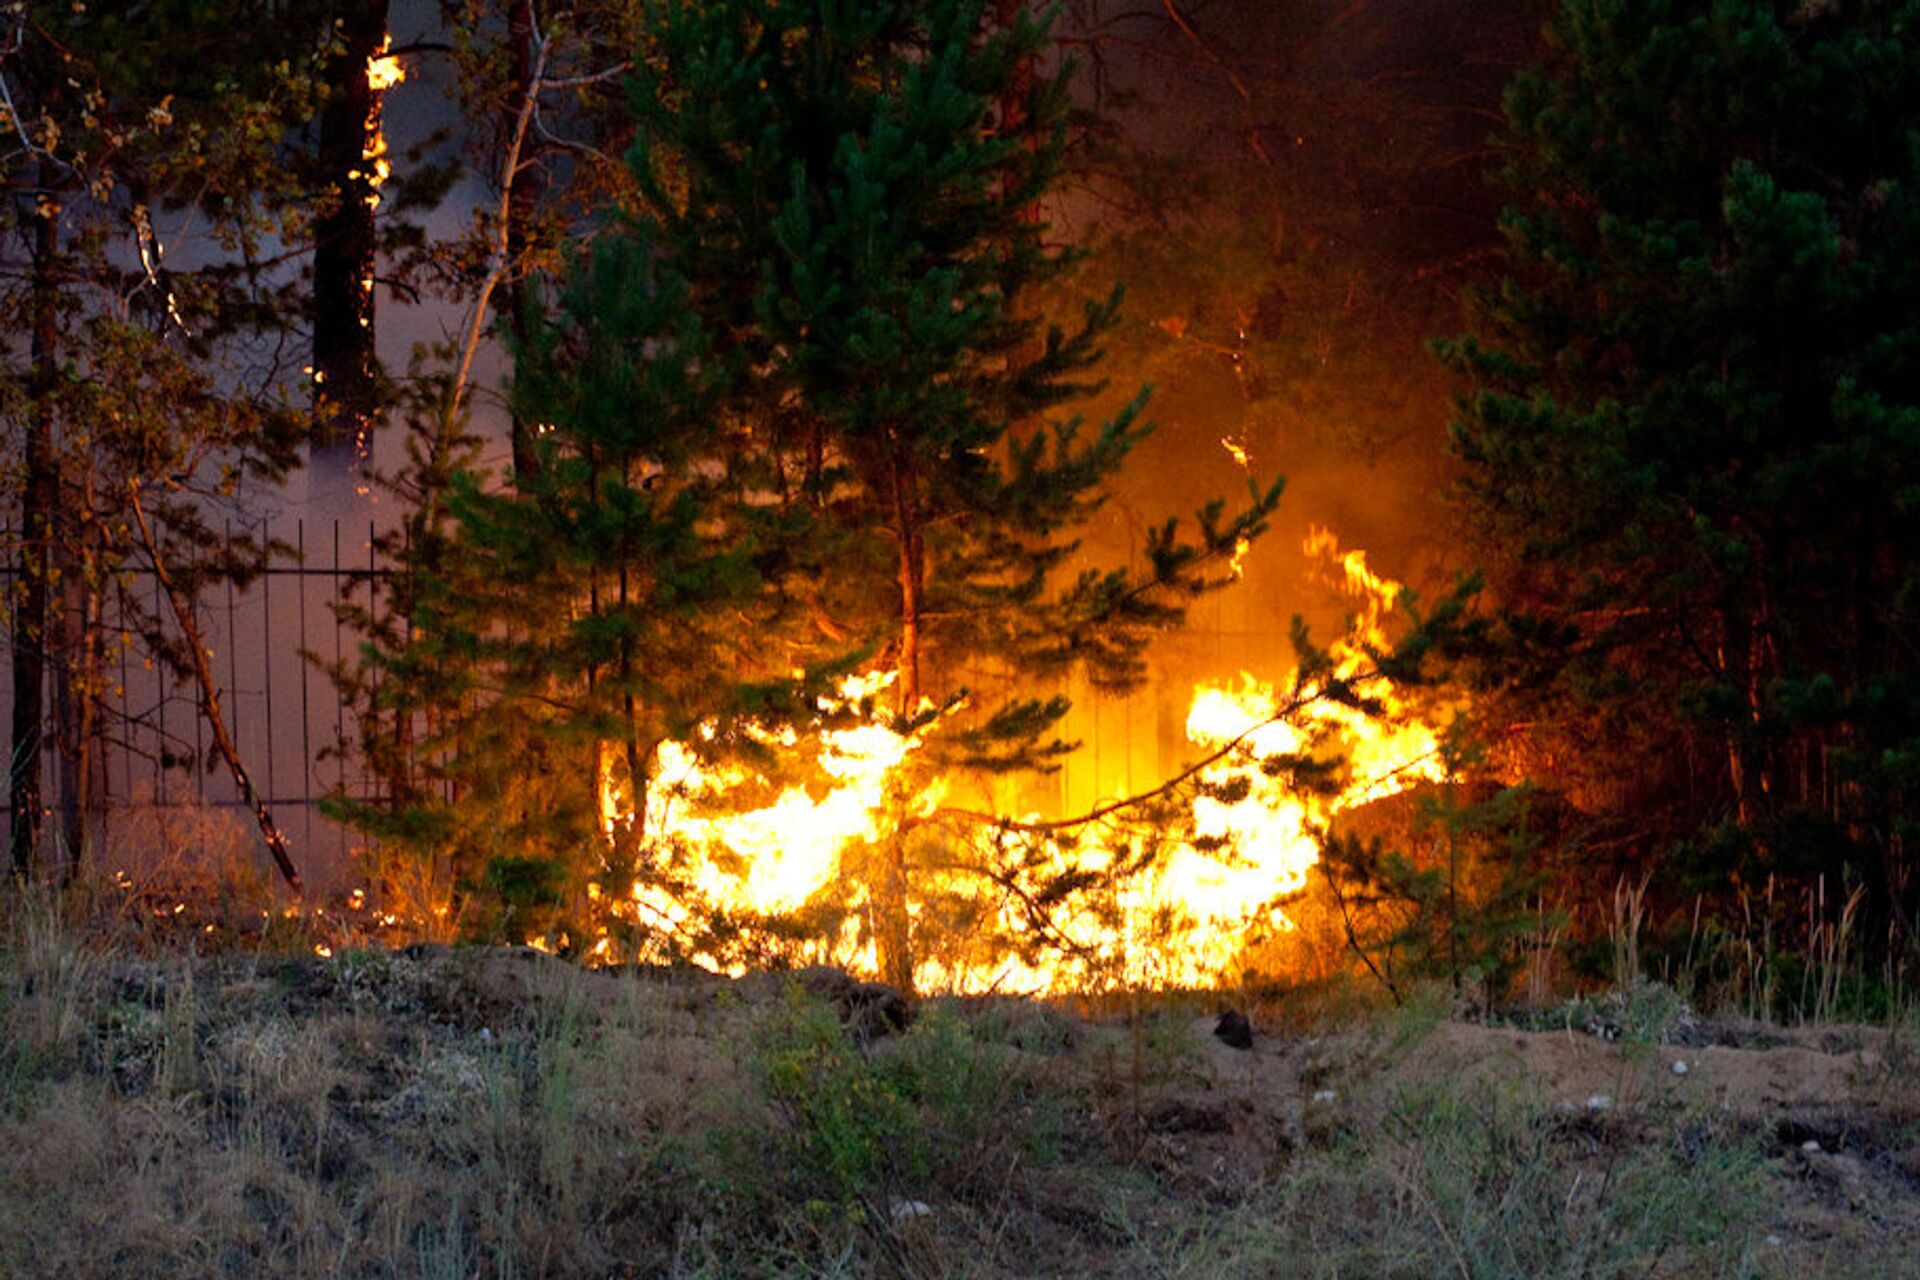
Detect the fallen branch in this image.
<box><xmin>128</xmin><ymin>480</ymin><xmax>302</xmax><ymax>893</ymax></box>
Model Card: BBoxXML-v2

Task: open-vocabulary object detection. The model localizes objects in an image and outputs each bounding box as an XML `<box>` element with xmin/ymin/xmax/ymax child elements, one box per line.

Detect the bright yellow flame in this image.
<box><xmin>1221</xmin><ymin>437</ymin><xmax>1255</xmax><ymax>578</ymax></box>
<box><xmin>367</xmin><ymin>40</ymin><xmax>406</xmax><ymax>92</ymax></box>
<box><xmin>1044</xmin><ymin>528</ymin><xmax>1444</xmax><ymax>988</ymax></box>
<box><xmin>585</xmin><ymin>530</ymin><xmax>1445</xmax><ymax>991</ymax></box>
<box><xmin>361</xmin><ymin>37</ymin><xmax>405</xmax><ymax>210</ymax></box>
<box><xmin>636</xmin><ymin>672</ymin><xmax>946</xmax><ymax>930</ymax></box>
<box><xmin>1304</xmin><ymin>524</ymin><xmax>1400</xmax><ymax>614</ymax></box>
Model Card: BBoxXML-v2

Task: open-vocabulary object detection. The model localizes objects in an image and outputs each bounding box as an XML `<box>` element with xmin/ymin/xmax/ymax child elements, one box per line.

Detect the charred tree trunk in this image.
<box><xmin>503</xmin><ymin>0</ymin><xmax>546</xmax><ymax>482</ymax></box>
<box><xmin>10</xmin><ymin>167</ymin><xmax>59</xmax><ymax>880</ymax></box>
<box><xmin>49</xmin><ymin>545</ymin><xmax>93</xmax><ymax>881</ymax></box>
<box><xmin>892</xmin><ymin>461</ymin><xmax>925</xmax><ymax>718</ymax></box>
<box><xmin>614</xmin><ymin>558</ymin><xmax>650</xmax><ymax>866</ymax></box>
<box><xmin>312</xmin><ymin>0</ymin><xmax>389</xmax><ymax>467</ymax></box>
<box><xmin>1719</xmin><ymin>593</ymin><xmax>1775</xmax><ymax>838</ymax></box>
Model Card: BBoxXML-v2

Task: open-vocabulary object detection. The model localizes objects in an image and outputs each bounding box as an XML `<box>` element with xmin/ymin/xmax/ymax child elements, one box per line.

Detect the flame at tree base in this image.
<box><xmin>578</xmin><ymin>530</ymin><xmax>1447</xmax><ymax>991</ymax></box>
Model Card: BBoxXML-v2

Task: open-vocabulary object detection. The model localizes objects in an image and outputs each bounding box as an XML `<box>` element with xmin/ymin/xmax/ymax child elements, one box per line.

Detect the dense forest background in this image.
<box><xmin>2</xmin><ymin>0</ymin><xmax>1916</xmax><ymax>1013</ymax></box>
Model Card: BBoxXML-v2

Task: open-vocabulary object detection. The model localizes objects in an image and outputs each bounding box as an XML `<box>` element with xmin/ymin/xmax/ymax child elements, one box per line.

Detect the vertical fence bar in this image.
<box><xmin>261</xmin><ymin>524</ymin><xmax>277</xmax><ymax>812</ymax></box>
<box><xmin>225</xmin><ymin>520</ymin><xmax>240</xmax><ymax>805</ymax></box>
<box><xmin>296</xmin><ymin>520</ymin><xmax>312</xmax><ymax>855</ymax></box>
<box><xmin>191</xmin><ymin>593</ymin><xmax>205</xmax><ymax>799</ymax></box>
<box><xmin>152</xmin><ymin>570</ymin><xmax>165</xmax><ymax>802</ymax></box>
<box><xmin>367</xmin><ymin>520</ymin><xmax>378</xmax><ymax>811</ymax></box>
<box><xmin>118</xmin><ymin>582</ymin><xmax>133</xmax><ymax>805</ymax></box>
<box><xmin>334</xmin><ymin>519</ymin><xmax>346</xmax><ymax>864</ymax></box>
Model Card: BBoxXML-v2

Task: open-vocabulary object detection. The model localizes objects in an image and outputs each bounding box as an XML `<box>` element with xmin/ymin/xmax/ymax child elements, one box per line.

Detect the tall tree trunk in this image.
<box><xmin>52</xmin><ymin>432</ymin><xmax>103</xmax><ymax>881</ymax></box>
<box><xmin>10</xmin><ymin>166</ymin><xmax>59</xmax><ymax>880</ymax></box>
<box><xmin>503</xmin><ymin>0</ymin><xmax>547</xmax><ymax>482</ymax></box>
<box><xmin>1720</xmin><ymin>596</ymin><xmax>1773</xmax><ymax>835</ymax></box>
<box><xmin>615</xmin><ymin>560</ymin><xmax>650</xmax><ymax>866</ymax></box>
<box><xmin>49</xmin><ymin>558</ymin><xmax>90</xmax><ymax>881</ymax></box>
<box><xmin>312</xmin><ymin>0</ymin><xmax>390</xmax><ymax>467</ymax></box>
<box><xmin>891</xmin><ymin>451</ymin><xmax>925</xmax><ymax>717</ymax></box>
<box><xmin>876</xmin><ymin>449</ymin><xmax>925</xmax><ymax>993</ymax></box>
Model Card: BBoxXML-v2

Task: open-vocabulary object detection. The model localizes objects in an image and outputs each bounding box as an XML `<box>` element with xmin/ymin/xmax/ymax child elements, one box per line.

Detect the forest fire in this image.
<box><xmin>584</xmin><ymin>530</ymin><xmax>1446</xmax><ymax>991</ymax></box>
<box><xmin>361</xmin><ymin>37</ymin><xmax>405</xmax><ymax>210</ymax></box>
<box><xmin>629</xmin><ymin>670</ymin><xmax>949</xmax><ymax>920</ymax></box>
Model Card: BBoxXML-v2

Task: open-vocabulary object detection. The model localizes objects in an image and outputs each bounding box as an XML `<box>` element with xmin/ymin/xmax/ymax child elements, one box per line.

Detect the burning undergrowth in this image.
<box><xmin>459</xmin><ymin>528</ymin><xmax>1462</xmax><ymax>995</ymax></box>
<box><xmin>90</xmin><ymin>525</ymin><xmax>1481</xmax><ymax>1008</ymax></box>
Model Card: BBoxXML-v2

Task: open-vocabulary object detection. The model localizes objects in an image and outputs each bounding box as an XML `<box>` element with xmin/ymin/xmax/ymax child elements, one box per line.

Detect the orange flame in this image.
<box><xmin>585</xmin><ymin>529</ymin><xmax>1445</xmax><ymax>991</ymax></box>
<box><xmin>361</xmin><ymin>37</ymin><xmax>405</xmax><ymax>211</ymax></box>
<box><xmin>367</xmin><ymin>41</ymin><xmax>406</xmax><ymax>92</ymax></box>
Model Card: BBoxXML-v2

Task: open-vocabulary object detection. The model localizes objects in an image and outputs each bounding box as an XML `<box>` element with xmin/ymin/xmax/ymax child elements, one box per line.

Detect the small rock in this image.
<box><xmin>1584</xmin><ymin>1094</ymin><xmax>1612</xmax><ymax>1111</ymax></box>
<box><xmin>1671</xmin><ymin>1059</ymin><xmax>1689</xmax><ymax>1076</ymax></box>
<box><xmin>1214</xmin><ymin>1010</ymin><xmax>1254</xmax><ymax>1050</ymax></box>
<box><xmin>1802</xmin><ymin>1139</ymin><xmax>1822</xmax><ymax>1153</ymax></box>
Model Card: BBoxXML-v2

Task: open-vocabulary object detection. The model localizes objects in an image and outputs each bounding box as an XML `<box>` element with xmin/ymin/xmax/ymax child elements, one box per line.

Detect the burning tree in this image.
<box><xmin>621</xmin><ymin>0</ymin><xmax>1280</xmax><ymax>988</ymax></box>
<box><xmin>345</xmin><ymin>0</ymin><xmax>1289</xmax><ymax>980</ymax></box>
<box><xmin>337</xmin><ymin>229</ymin><xmax>835</xmax><ymax>943</ymax></box>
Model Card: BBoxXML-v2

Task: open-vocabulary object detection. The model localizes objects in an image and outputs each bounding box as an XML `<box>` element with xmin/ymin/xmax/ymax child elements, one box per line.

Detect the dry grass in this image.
<box><xmin>0</xmin><ymin>894</ymin><xmax>1914</xmax><ymax>1279</ymax></box>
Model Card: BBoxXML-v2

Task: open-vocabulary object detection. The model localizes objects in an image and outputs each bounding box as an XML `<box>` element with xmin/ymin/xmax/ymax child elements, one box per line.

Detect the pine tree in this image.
<box><xmin>335</xmin><ymin>230</ymin><xmax>832</xmax><ymax>945</ymax></box>
<box><xmin>628</xmin><ymin>0</ymin><xmax>1281</xmax><ymax>987</ymax></box>
<box><xmin>1316</xmin><ymin>728</ymin><xmax>1551</xmax><ymax>1006</ymax></box>
<box><xmin>1440</xmin><ymin>0</ymin><xmax>1920</xmax><ymax>964</ymax></box>
<box><xmin>0</xmin><ymin>1</ymin><xmax>324</xmax><ymax>881</ymax></box>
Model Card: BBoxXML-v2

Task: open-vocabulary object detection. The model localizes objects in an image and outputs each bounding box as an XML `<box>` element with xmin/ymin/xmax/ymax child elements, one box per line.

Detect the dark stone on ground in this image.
<box><xmin>1214</xmin><ymin>1009</ymin><xmax>1254</xmax><ymax>1050</ymax></box>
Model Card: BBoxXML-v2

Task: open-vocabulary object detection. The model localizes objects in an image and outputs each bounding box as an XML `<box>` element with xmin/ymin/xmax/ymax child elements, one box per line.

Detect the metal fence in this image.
<box><xmin>2</xmin><ymin>517</ymin><xmax>393</xmax><ymax>890</ymax></box>
<box><xmin>0</xmin><ymin>510</ymin><xmax>1295</xmax><ymax>891</ymax></box>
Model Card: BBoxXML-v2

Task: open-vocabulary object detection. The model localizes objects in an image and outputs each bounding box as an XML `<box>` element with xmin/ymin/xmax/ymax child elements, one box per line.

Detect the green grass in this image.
<box><xmin>1119</xmin><ymin>1082</ymin><xmax>1772</xmax><ymax>1280</ymax></box>
<box><xmin>0</xmin><ymin>899</ymin><xmax>1910</xmax><ymax>1278</ymax></box>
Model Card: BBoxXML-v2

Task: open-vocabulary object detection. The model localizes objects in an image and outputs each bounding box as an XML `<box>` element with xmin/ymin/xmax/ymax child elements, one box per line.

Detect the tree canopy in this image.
<box><xmin>1443</xmin><ymin>0</ymin><xmax>1920</xmax><ymax>966</ymax></box>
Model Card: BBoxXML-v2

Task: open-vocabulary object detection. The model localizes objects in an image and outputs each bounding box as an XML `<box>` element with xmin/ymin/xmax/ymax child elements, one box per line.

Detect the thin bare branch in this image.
<box><xmin>127</xmin><ymin>479</ymin><xmax>302</xmax><ymax>894</ymax></box>
<box><xmin>446</xmin><ymin>29</ymin><xmax>550</xmax><ymax>425</ymax></box>
<box><xmin>1158</xmin><ymin>0</ymin><xmax>1272</xmax><ymax>165</ymax></box>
